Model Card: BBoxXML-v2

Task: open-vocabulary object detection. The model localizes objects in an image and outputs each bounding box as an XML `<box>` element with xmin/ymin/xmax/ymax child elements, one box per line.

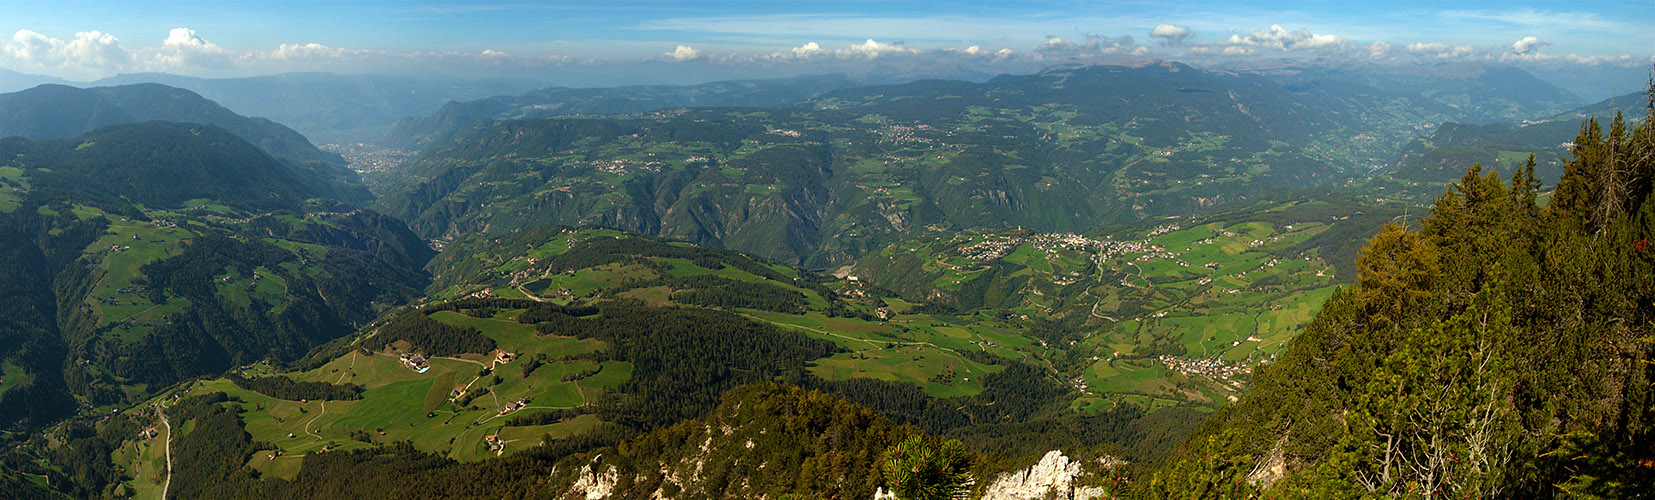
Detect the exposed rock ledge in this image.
<box><xmin>979</xmin><ymin>450</ymin><xmax>1113</xmax><ymax>500</ymax></box>
<box><xmin>562</xmin><ymin>454</ymin><xmax>619</xmax><ymax>500</ymax></box>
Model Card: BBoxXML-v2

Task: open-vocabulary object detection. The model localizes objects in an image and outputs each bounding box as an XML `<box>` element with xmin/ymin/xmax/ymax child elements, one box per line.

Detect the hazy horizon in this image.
<box><xmin>1</xmin><ymin>1</ymin><xmax>1650</xmax><ymax>100</ymax></box>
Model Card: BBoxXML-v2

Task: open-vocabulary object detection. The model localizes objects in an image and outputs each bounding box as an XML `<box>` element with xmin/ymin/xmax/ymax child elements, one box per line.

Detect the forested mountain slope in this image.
<box><xmin>0</xmin><ymin>122</ymin><xmax>430</xmax><ymax>432</ymax></box>
<box><xmin>3</xmin><ymin>122</ymin><xmax>351</xmax><ymax>209</ymax></box>
<box><xmin>1144</xmin><ymin>109</ymin><xmax>1654</xmax><ymax>497</ymax></box>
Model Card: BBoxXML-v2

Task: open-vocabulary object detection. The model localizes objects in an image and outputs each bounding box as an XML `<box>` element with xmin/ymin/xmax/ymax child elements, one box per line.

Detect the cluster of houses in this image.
<box><xmin>878</xmin><ymin>124</ymin><xmax>936</xmax><ymax>144</ymax></box>
<box><xmin>1133</xmin><ymin>251</ymin><xmax>1178</xmax><ymax>262</ymax></box>
<box><xmin>497</xmin><ymin>396</ymin><xmax>532</xmax><ymax>416</ymax></box>
<box><xmin>1157</xmin><ymin>354</ymin><xmax>1252</xmax><ymax>380</ymax></box>
<box><xmin>1039</xmin><ymin>232</ymin><xmax>1164</xmax><ymax>263</ymax></box>
<box><xmin>299</xmin><ymin>209</ymin><xmax>365</xmax><ymax>221</ymax></box>
<box><xmin>321</xmin><ymin>143</ymin><xmax>417</xmax><ymax>173</ymax></box>
<box><xmin>1146</xmin><ymin>223</ymin><xmax>1182</xmax><ymax>238</ymax></box>
<box><xmin>837</xmin><ymin>276</ymin><xmax>870</xmax><ymax>298</ymax></box>
<box><xmin>399</xmin><ymin>353</ymin><xmax>430</xmax><ymax>373</ymax></box>
<box><xmin>583</xmin><ymin>158</ymin><xmax>665</xmax><ymax>175</ymax></box>
<box><xmin>958</xmin><ymin>237</ymin><xmax>1022</xmax><ymax>261</ymax></box>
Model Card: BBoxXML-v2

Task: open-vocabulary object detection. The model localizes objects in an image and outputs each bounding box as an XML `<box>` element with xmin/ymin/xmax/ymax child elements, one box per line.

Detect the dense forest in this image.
<box><xmin>530</xmin><ymin>301</ymin><xmax>842</xmax><ymax>429</ymax></box>
<box><xmin>1143</xmin><ymin>108</ymin><xmax>1655</xmax><ymax>498</ymax></box>
<box><xmin>225</xmin><ymin>373</ymin><xmax>364</xmax><ymax>401</ymax></box>
<box><xmin>361</xmin><ymin>310</ymin><xmax>497</xmax><ymax>357</ymax></box>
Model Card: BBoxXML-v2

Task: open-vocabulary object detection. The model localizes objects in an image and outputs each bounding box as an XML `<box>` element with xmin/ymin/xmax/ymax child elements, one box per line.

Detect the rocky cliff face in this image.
<box><xmin>561</xmin><ymin>456</ymin><xmax>619</xmax><ymax>500</ymax></box>
<box><xmin>979</xmin><ymin>451</ymin><xmax>1116</xmax><ymax>500</ymax></box>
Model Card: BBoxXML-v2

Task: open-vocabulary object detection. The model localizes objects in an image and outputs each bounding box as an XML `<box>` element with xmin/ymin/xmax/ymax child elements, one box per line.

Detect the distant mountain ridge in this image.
<box><xmin>384</xmin><ymin>74</ymin><xmax>867</xmax><ymax>149</ymax></box>
<box><xmin>0</xmin><ymin>68</ymin><xmax>69</xmax><ymax>93</ymax></box>
<box><xmin>1232</xmin><ymin>60</ymin><xmax>1585</xmax><ymax>123</ymax></box>
<box><xmin>0</xmin><ymin>83</ymin><xmax>372</xmax><ymax>202</ymax></box>
<box><xmin>0</xmin><ymin>83</ymin><xmax>337</xmax><ymax>163</ymax></box>
<box><xmin>1390</xmin><ymin>91</ymin><xmax>1649</xmax><ymax>183</ymax></box>
<box><xmin>90</xmin><ymin>72</ymin><xmax>546</xmax><ymax>144</ymax></box>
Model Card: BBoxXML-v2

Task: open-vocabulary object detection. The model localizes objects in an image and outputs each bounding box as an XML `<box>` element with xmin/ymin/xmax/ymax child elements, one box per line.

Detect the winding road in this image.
<box><xmin>304</xmin><ymin>401</ymin><xmax>326</xmax><ymax>439</ymax></box>
<box><xmin>159</xmin><ymin>409</ymin><xmax>173</xmax><ymax>500</ymax></box>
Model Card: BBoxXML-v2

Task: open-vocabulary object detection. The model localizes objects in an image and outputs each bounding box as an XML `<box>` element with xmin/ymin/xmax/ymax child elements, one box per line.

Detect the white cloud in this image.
<box><xmin>841</xmin><ymin>39</ymin><xmax>916</xmax><ymax>58</ymax></box>
<box><xmin>1040</xmin><ymin>37</ymin><xmax>1073</xmax><ymax>51</ymax></box>
<box><xmin>5</xmin><ymin>30</ymin><xmax>58</xmax><ymax>63</ymax></box>
<box><xmin>665</xmin><ymin>45</ymin><xmax>702</xmax><ymax>61</ymax></box>
<box><xmin>1035</xmin><ymin>34</ymin><xmax>1138</xmax><ymax>60</ymax></box>
<box><xmin>769</xmin><ymin>40</ymin><xmax>930</xmax><ymax>61</ymax></box>
<box><xmin>1222</xmin><ymin>25</ymin><xmax>1347</xmax><ymax>51</ymax></box>
<box><xmin>1407</xmin><ymin>42</ymin><xmax>1476</xmax><ymax>59</ymax></box>
<box><xmin>944</xmin><ymin>45</ymin><xmax>1016</xmax><ymax>60</ymax></box>
<box><xmin>1150</xmin><ymin>23</ymin><xmax>1192</xmax><ymax>46</ymax></box>
<box><xmin>790</xmin><ymin>42</ymin><xmax>825</xmax><ymax>58</ymax></box>
<box><xmin>62</xmin><ymin>31</ymin><xmax>126</xmax><ymax>68</ymax></box>
<box><xmin>145</xmin><ymin>27</ymin><xmax>232</xmax><ymax>70</ymax></box>
<box><xmin>1512</xmin><ymin>36</ymin><xmax>1549</xmax><ymax>54</ymax></box>
<box><xmin>1367</xmin><ymin>41</ymin><xmax>1393</xmax><ymax>60</ymax></box>
<box><xmin>0</xmin><ymin>29</ymin><xmax>132</xmax><ymax>78</ymax></box>
<box><xmin>266</xmin><ymin>42</ymin><xmax>351</xmax><ymax>61</ymax></box>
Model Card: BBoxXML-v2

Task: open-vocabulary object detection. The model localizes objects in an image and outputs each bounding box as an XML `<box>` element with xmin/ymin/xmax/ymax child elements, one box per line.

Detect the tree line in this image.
<box><xmin>226</xmin><ymin>373</ymin><xmax>364</xmax><ymax>401</ymax></box>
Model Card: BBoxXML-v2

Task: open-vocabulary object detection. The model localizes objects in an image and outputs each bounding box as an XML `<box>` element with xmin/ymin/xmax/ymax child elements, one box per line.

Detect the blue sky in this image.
<box><xmin>0</xmin><ymin>0</ymin><xmax>1649</xmax><ymax>82</ymax></box>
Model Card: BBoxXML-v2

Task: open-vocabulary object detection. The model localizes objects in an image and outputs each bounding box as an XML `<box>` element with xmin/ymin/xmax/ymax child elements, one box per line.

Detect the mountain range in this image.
<box><xmin>0</xmin><ymin>59</ymin><xmax>1647</xmax><ymax>499</ymax></box>
<box><xmin>374</xmin><ymin>61</ymin><xmax>1569</xmax><ymax>268</ymax></box>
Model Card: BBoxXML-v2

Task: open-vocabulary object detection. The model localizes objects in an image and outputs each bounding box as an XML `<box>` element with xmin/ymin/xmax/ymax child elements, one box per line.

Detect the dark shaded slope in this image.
<box><xmin>3</xmin><ymin>122</ymin><xmax>322</xmax><ymax>211</ymax></box>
